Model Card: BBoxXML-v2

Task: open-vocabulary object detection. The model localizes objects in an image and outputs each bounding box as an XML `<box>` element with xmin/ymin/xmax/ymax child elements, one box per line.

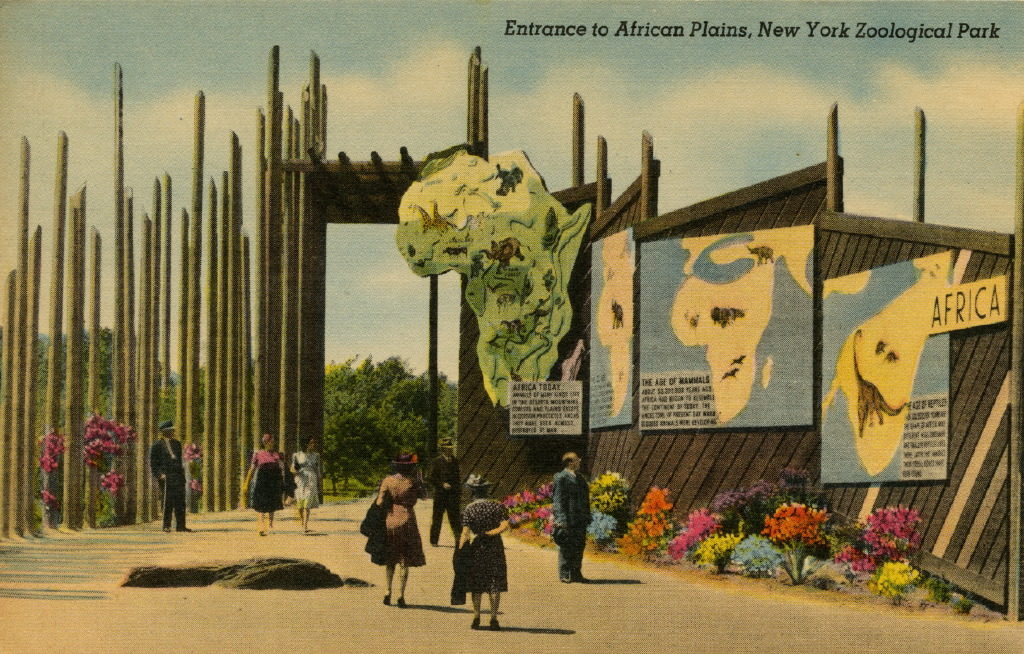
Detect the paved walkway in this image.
<box><xmin>1</xmin><ymin>499</ymin><xmax>1022</xmax><ymax>654</ymax></box>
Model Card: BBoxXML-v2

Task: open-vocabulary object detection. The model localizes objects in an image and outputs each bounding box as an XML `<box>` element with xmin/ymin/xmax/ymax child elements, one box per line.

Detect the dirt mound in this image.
<box><xmin>122</xmin><ymin>557</ymin><xmax>363</xmax><ymax>590</ymax></box>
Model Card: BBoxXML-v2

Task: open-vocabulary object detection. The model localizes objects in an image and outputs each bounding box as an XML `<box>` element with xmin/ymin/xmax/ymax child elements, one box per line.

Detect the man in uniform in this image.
<box><xmin>428</xmin><ymin>438</ymin><xmax>462</xmax><ymax>546</ymax></box>
<box><xmin>552</xmin><ymin>451</ymin><xmax>591</xmax><ymax>582</ymax></box>
<box><xmin>149</xmin><ymin>420</ymin><xmax>191</xmax><ymax>532</ymax></box>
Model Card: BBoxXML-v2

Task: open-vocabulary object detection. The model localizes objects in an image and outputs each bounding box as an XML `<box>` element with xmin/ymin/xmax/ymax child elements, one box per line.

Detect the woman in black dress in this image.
<box><xmin>243</xmin><ymin>433</ymin><xmax>285</xmax><ymax>536</ymax></box>
<box><xmin>459</xmin><ymin>474</ymin><xmax>510</xmax><ymax>631</ymax></box>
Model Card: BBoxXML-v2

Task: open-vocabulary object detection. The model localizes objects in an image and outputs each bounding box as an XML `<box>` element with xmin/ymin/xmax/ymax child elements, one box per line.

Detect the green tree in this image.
<box><xmin>321</xmin><ymin>356</ymin><xmax>457</xmax><ymax>492</ymax></box>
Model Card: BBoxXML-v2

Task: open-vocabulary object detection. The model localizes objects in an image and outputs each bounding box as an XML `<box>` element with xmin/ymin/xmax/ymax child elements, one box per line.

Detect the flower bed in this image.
<box><xmin>501</xmin><ymin>468</ymin><xmax>998</xmax><ymax>621</ymax></box>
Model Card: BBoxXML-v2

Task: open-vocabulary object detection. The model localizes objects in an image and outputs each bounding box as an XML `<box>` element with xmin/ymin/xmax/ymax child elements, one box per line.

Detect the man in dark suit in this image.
<box><xmin>428</xmin><ymin>438</ymin><xmax>462</xmax><ymax>546</ymax></box>
<box><xmin>552</xmin><ymin>451</ymin><xmax>591</xmax><ymax>583</ymax></box>
<box><xmin>149</xmin><ymin>420</ymin><xmax>190</xmax><ymax>532</ymax></box>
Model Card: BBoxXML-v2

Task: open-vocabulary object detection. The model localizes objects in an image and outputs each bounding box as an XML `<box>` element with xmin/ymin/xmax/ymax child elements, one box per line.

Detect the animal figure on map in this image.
<box><xmin>852</xmin><ymin>329</ymin><xmax>907</xmax><ymax>438</ymax></box>
<box><xmin>745</xmin><ymin>244</ymin><xmax>774</xmax><ymax>264</ymax></box>
<box><xmin>747</xmin><ymin>245</ymin><xmax>775</xmax><ymax>264</ymax></box>
<box><xmin>730</xmin><ymin>355</ymin><xmax>746</xmax><ymax>366</ymax></box>
<box><xmin>482</xmin><ymin>238</ymin><xmax>525</xmax><ymax>268</ymax></box>
<box><xmin>721</xmin><ymin>368</ymin><xmax>740</xmax><ymax>380</ymax></box>
<box><xmin>611</xmin><ymin>300</ymin><xmax>624</xmax><ymax>329</ymax></box>
<box><xmin>711</xmin><ymin>307</ymin><xmax>745</xmax><ymax>328</ymax></box>
<box><xmin>686</xmin><ymin>312</ymin><xmax>699</xmax><ymax>328</ymax></box>
<box><xmin>443</xmin><ymin>246</ymin><xmax>468</xmax><ymax>256</ymax></box>
<box><xmin>415</xmin><ymin>202</ymin><xmax>454</xmax><ymax>233</ymax></box>
<box><xmin>495</xmin><ymin>164</ymin><xmax>524</xmax><ymax>196</ymax></box>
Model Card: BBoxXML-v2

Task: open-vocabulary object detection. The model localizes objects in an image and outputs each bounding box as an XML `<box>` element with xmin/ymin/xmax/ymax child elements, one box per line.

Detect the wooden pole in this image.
<box><xmin>320</xmin><ymin>85</ymin><xmax>327</xmax><ymax>157</ymax></box>
<box><xmin>229</xmin><ymin>135</ymin><xmax>242</xmax><ymax>507</ymax></box>
<box><xmin>572</xmin><ymin>93</ymin><xmax>584</xmax><ymax>188</ymax></box>
<box><xmin>640</xmin><ymin>131</ymin><xmax>656</xmax><ymax>220</ymax></box>
<box><xmin>1008</xmin><ymin>101</ymin><xmax>1024</xmax><ymax>621</ymax></box>
<box><xmin>826</xmin><ymin>103</ymin><xmax>843</xmax><ymax>213</ymax></box>
<box><xmin>174</xmin><ymin>206</ymin><xmax>189</xmax><ymax>454</ymax></box>
<box><xmin>24</xmin><ymin>227</ymin><xmax>41</xmax><ymax>533</ymax></box>
<box><xmin>253</xmin><ymin>109</ymin><xmax>266</xmax><ymax>453</ymax></box>
<box><xmin>467</xmin><ymin>50</ymin><xmax>477</xmax><ymax>145</ymax></box>
<box><xmin>263</xmin><ymin>47</ymin><xmax>283</xmax><ymax>445</ymax></box>
<box><xmin>280</xmin><ymin>108</ymin><xmax>299</xmax><ymax>451</ymax></box>
<box><xmin>428</xmin><ymin>273</ymin><xmax>438</xmax><ymax>457</ymax></box>
<box><xmin>113</xmin><ymin>65</ymin><xmax>125</xmax><ymax>424</ymax></box>
<box><xmin>124</xmin><ymin>191</ymin><xmax>136</xmax><ymax>431</ymax></box>
<box><xmin>185</xmin><ymin>93</ymin><xmax>204</xmax><ymax>449</ymax></box>
<box><xmin>87</xmin><ymin>229</ymin><xmax>102</xmax><ymax>414</ymax></box>
<box><xmin>215</xmin><ymin>169</ymin><xmax>229</xmax><ymax>511</ymax></box>
<box><xmin>478</xmin><ymin>66</ymin><xmax>488</xmax><ymax>159</ymax></box>
<box><xmin>914</xmin><ymin>108</ymin><xmax>926</xmax><ymax>223</ymax></box>
<box><xmin>162</xmin><ymin>174</ymin><xmax>172</xmax><ymax>390</ymax></box>
<box><xmin>45</xmin><ymin>132</ymin><xmax>68</xmax><ymax>436</ymax></box>
<box><xmin>201</xmin><ymin>178</ymin><xmax>217</xmax><ymax>512</ymax></box>
<box><xmin>151</xmin><ymin>179</ymin><xmax>162</xmax><ymax>398</ymax></box>
<box><xmin>240</xmin><ymin>234</ymin><xmax>253</xmax><ymax>508</ymax></box>
<box><xmin>12</xmin><ymin>137</ymin><xmax>30</xmax><ymax>536</ymax></box>
<box><xmin>62</xmin><ymin>187</ymin><xmax>86</xmax><ymax>530</ymax></box>
<box><xmin>596</xmin><ymin>136</ymin><xmax>608</xmax><ymax>216</ymax></box>
<box><xmin>136</xmin><ymin>217</ymin><xmax>152</xmax><ymax>528</ymax></box>
<box><xmin>2</xmin><ymin>270</ymin><xmax>17</xmax><ymax>537</ymax></box>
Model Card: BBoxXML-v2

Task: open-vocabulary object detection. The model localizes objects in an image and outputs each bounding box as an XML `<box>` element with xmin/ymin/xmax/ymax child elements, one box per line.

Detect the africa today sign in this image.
<box><xmin>929</xmin><ymin>275</ymin><xmax>1007</xmax><ymax>334</ymax></box>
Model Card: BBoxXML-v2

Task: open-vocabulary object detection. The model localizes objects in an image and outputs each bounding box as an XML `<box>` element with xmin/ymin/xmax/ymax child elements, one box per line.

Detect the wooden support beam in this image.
<box><xmin>87</xmin><ymin>228</ymin><xmax>102</xmax><ymax>414</ymax></box>
<box><xmin>152</xmin><ymin>178</ymin><xmax>162</xmax><ymax>398</ymax></box>
<box><xmin>174</xmin><ymin>205</ymin><xmax>189</xmax><ymax>462</ymax></box>
<box><xmin>45</xmin><ymin>131</ymin><xmax>68</xmax><ymax>438</ymax></box>
<box><xmin>229</xmin><ymin>135</ymin><xmax>242</xmax><ymax>507</ymax></box>
<box><xmin>185</xmin><ymin>93</ymin><xmax>204</xmax><ymax>448</ymax></box>
<box><xmin>2</xmin><ymin>270</ymin><xmax>17</xmax><ymax>537</ymax></box>
<box><xmin>12</xmin><ymin>137</ymin><xmax>29</xmax><ymax>536</ymax></box>
<box><xmin>1009</xmin><ymin>100</ymin><xmax>1024</xmax><ymax>621</ymax></box>
<box><xmin>161</xmin><ymin>174</ymin><xmax>172</xmax><ymax>390</ymax></box>
<box><xmin>252</xmin><ymin>109</ymin><xmax>266</xmax><ymax>454</ymax></box>
<box><xmin>113</xmin><ymin>65</ymin><xmax>125</xmax><ymax>424</ymax></box>
<box><xmin>240</xmin><ymin>234</ymin><xmax>253</xmax><ymax>509</ymax></box>
<box><xmin>477</xmin><ymin>65</ymin><xmax>488</xmax><ymax>159</ymax></box>
<box><xmin>572</xmin><ymin>93</ymin><xmax>584</xmax><ymax>188</ymax></box>
<box><xmin>262</xmin><ymin>48</ymin><xmax>283</xmax><ymax>445</ymax></box>
<box><xmin>135</xmin><ymin>216</ymin><xmax>152</xmax><ymax>529</ymax></box>
<box><xmin>202</xmin><ymin>178</ymin><xmax>217</xmax><ymax>513</ymax></box>
<box><xmin>298</xmin><ymin>172</ymin><xmax>327</xmax><ymax>460</ymax></box>
<box><xmin>640</xmin><ymin>131</ymin><xmax>657</xmax><ymax>220</ymax></box>
<box><xmin>428</xmin><ymin>274</ymin><xmax>438</xmax><ymax>457</ymax></box>
<box><xmin>215</xmin><ymin>170</ymin><xmax>228</xmax><ymax>511</ymax></box>
<box><xmin>596</xmin><ymin>136</ymin><xmax>608</xmax><ymax>216</ymax></box>
<box><xmin>826</xmin><ymin>103</ymin><xmax>843</xmax><ymax>212</ymax></box>
<box><xmin>124</xmin><ymin>191</ymin><xmax>136</xmax><ymax>440</ymax></box>
<box><xmin>24</xmin><ymin>226</ymin><xmax>41</xmax><ymax>533</ymax></box>
<box><xmin>467</xmin><ymin>49</ymin><xmax>478</xmax><ymax>144</ymax></box>
<box><xmin>62</xmin><ymin>187</ymin><xmax>86</xmax><ymax>530</ymax></box>
<box><xmin>914</xmin><ymin>107</ymin><xmax>926</xmax><ymax>223</ymax></box>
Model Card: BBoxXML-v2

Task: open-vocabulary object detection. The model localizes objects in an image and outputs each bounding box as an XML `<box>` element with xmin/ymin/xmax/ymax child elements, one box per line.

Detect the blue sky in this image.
<box><xmin>1</xmin><ymin>1</ymin><xmax>1022</xmax><ymax>379</ymax></box>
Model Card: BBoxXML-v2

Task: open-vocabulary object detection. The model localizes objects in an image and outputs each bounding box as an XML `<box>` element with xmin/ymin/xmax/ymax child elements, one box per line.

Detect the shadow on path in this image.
<box><xmin>495</xmin><ymin>626</ymin><xmax>575</xmax><ymax>635</ymax></box>
<box><xmin>579</xmin><ymin>578</ymin><xmax>642</xmax><ymax>585</ymax></box>
<box><xmin>400</xmin><ymin>603</ymin><xmax>474</xmax><ymax>614</ymax></box>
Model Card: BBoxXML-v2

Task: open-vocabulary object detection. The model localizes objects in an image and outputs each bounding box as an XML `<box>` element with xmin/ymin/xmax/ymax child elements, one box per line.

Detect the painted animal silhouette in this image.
<box><xmin>721</xmin><ymin>368</ymin><xmax>740</xmax><ymax>380</ymax></box>
<box><xmin>852</xmin><ymin>329</ymin><xmax>908</xmax><ymax>438</ymax></box>
<box><xmin>443</xmin><ymin>246</ymin><xmax>468</xmax><ymax>256</ymax></box>
<box><xmin>711</xmin><ymin>307</ymin><xmax>745</xmax><ymax>328</ymax></box>
<box><xmin>415</xmin><ymin>202</ymin><xmax>453</xmax><ymax>233</ymax></box>
<box><xmin>747</xmin><ymin>245</ymin><xmax>775</xmax><ymax>264</ymax></box>
<box><xmin>482</xmin><ymin>238</ymin><xmax>525</xmax><ymax>268</ymax></box>
<box><xmin>730</xmin><ymin>355</ymin><xmax>746</xmax><ymax>366</ymax></box>
<box><xmin>495</xmin><ymin>164</ymin><xmax>523</xmax><ymax>196</ymax></box>
<box><xmin>611</xmin><ymin>300</ymin><xmax>624</xmax><ymax>329</ymax></box>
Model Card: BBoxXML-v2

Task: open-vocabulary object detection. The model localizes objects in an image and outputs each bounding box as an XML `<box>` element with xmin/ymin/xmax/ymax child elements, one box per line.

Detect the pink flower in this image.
<box><xmin>39</xmin><ymin>455</ymin><xmax>59</xmax><ymax>473</ymax></box>
<box><xmin>41</xmin><ymin>489</ymin><xmax>60</xmax><ymax>509</ymax></box>
<box><xmin>189</xmin><ymin>479</ymin><xmax>203</xmax><ymax>493</ymax></box>
<box><xmin>184</xmin><ymin>443</ymin><xmax>203</xmax><ymax>462</ymax></box>
<box><xmin>100</xmin><ymin>471</ymin><xmax>125</xmax><ymax>495</ymax></box>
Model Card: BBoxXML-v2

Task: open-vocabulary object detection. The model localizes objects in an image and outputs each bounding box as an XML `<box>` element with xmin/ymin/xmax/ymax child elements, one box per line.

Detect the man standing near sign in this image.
<box><xmin>552</xmin><ymin>452</ymin><xmax>591</xmax><ymax>583</ymax></box>
<box><xmin>150</xmin><ymin>420</ymin><xmax>190</xmax><ymax>533</ymax></box>
<box><xmin>428</xmin><ymin>438</ymin><xmax>462</xmax><ymax>546</ymax></box>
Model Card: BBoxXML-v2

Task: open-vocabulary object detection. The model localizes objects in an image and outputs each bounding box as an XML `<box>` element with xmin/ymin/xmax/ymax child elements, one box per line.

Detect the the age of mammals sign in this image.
<box><xmin>504</xmin><ymin>19</ymin><xmax>1001</xmax><ymax>43</ymax></box>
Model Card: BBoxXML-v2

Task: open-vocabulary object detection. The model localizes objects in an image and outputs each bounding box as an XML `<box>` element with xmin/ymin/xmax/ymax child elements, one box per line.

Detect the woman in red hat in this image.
<box><xmin>375</xmin><ymin>452</ymin><xmax>427</xmax><ymax>606</ymax></box>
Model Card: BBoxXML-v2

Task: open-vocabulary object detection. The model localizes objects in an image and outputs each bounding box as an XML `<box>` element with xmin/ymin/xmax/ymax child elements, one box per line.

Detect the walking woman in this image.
<box><xmin>375</xmin><ymin>452</ymin><xmax>427</xmax><ymax>607</ymax></box>
<box><xmin>244</xmin><ymin>433</ymin><xmax>285</xmax><ymax>536</ymax></box>
<box><xmin>459</xmin><ymin>474</ymin><xmax>510</xmax><ymax>631</ymax></box>
<box><xmin>291</xmin><ymin>436</ymin><xmax>322</xmax><ymax>533</ymax></box>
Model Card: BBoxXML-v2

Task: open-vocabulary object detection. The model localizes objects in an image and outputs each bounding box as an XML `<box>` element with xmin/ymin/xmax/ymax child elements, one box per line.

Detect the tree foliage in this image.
<box><xmin>321</xmin><ymin>356</ymin><xmax>457</xmax><ymax>490</ymax></box>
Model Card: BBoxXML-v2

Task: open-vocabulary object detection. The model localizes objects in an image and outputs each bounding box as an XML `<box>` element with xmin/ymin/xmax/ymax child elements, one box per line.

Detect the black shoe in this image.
<box><xmin>396</xmin><ymin>597</ymin><xmax>406</xmax><ymax>608</ymax></box>
<box><xmin>176</xmin><ymin>527</ymin><xmax>193</xmax><ymax>532</ymax></box>
<box><xmin>489</xmin><ymin>618</ymin><xmax>500</xmax><ymax>631</ymax></box>
<box><xmin>162</xmin><ymin>527</ymin><xmax>171</xmax><ymax>533</ymax></box>
<box><xmin>471</xmin><ymin>617</ymin><xmax>481</xmax><ymax>630</ymax></box>
<box><xmin>382</xmin><ymin>594</ymin><xmax>391</xmax><ymax>606</ymax></box>
<box><xmin>560</xmin><ymin>577</ymin><xmax>572</xmax><ymax>583</ymax></box>
<box><xmin>572</xmin><ymin>575</ymin><xmax>591</xmax><ymax>583</ymax></box>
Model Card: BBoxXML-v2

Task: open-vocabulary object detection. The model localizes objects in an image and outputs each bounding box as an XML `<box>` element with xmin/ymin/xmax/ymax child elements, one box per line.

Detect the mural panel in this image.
<box><xmin>589</xmin><ymin>228</ymin><xmax>635</xmax><ymax>429</ymax></box>
<box><xmin>639</xmin><ymin>225</ymin><xmax>814</xmax><ymax>430</ymax></box>
<box><xmin>821</xmin><ymin>251</ymin><xmax>953</xmax><ymax>483</ymax></box>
